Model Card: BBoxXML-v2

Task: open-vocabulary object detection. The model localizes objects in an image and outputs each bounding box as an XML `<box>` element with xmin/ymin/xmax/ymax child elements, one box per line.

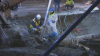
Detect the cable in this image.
<box><xmin>69</xmin><ymin>10</ymin><xmax>87</xmax><ymax>38</ymax></box>
<box><xmin>64</xmin><ymin>10</ymin><xmax>74</xmax><ymax>44</ymax></box>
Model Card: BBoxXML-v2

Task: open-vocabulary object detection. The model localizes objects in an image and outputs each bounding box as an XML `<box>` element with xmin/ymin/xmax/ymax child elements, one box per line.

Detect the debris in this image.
<box><xmin>34</xmin><ymin>37</ymin><xmax>43</xmax><ymax>44</ymax></box>
<box><xmin>84</xmin><ymin>1</ymin><xmax>92</xmax><ymax>5</ymax></box>
<box><xmin>76</xmin><ymin>28</ymin><xmax>82</xmax><ymax>32</ymax></box>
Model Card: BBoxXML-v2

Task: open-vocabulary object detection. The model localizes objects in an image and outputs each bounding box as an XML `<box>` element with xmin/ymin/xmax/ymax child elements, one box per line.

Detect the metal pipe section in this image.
<box><xmin>42</xmin><ymin>0</ymin><xmax>100</xmax><ymax>56</ymax></box>
<box><xmin>40</xmin><ymin>0</ymin><xmax>53</xmax><ymax>41</ymax></box>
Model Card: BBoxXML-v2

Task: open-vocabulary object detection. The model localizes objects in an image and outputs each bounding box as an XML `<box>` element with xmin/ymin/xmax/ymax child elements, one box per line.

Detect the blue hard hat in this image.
<box><xmin>51</xmin><ymin>7</ymin><xmax>54</xmax><ymax>12</ymax></box>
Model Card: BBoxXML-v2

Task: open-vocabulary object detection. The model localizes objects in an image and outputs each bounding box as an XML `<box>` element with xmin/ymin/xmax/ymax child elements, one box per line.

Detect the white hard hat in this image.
<box><xmin>36</xmin><ymin>14</ymin><xmax>41</xmax><ymax>20</ymax></box>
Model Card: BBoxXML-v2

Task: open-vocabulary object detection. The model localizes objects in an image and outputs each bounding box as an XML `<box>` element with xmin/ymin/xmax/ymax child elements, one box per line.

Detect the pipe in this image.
<box><xmin>42</xmin><ymin>0</ymin><xmax>100</xmax><ymax>56</ymax></box>
<box><xmin>40</xmin><ymin>0</ymin><xmax>53</xmax><ymax>41</ymax></box>
<box><xmin>61</xmin><ymin>33</ymin><xmax>100</xmax><ymax>45</ymax></box>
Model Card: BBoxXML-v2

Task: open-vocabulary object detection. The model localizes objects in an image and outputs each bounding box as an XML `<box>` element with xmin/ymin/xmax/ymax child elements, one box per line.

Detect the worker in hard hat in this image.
<box><xmin>44</xmin><ymin>7</ymin><xmax>58</xmax><ymax>38</ymax></box>
<box><xmin>65</xmin><ymin>0</ymin><xmax>74</xmax><ymax>9</ymax></box>
<box><xmin>30</xmin><ymin>14</ymin><xmax>43</xmax><ymax>34</ymax></box>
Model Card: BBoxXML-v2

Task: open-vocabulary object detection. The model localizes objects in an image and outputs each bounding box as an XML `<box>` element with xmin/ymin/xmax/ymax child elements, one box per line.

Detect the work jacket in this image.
<box><xmin>66</xmin><ymin>0</ymin><xmax>74</xmax><ymax>5</ymax></box>
<box><xmin>30</xmin><ymin>18</ymin><xmax>42</xmax><ymax>28</ymax></box>
<box><xmin>48</xmin><ymin>13</ymin><xmax>58</xmax><ymax>33</ymax></box>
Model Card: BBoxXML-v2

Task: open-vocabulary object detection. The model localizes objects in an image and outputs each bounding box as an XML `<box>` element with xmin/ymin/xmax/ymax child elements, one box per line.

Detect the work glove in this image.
<box><xmin>39</xmin><ymin>26</ymin><xmax>43</xmax><ymax>30</ymax></box>
<box><xmin>32</xmin><ymin>28</ymin><xmax>37</xmax><ymax>31</ymax></box>
<box><xmin>51</xmin><ymin>32</ymin><xmax>58</xmax><ymax>38</ymax></box>
<box><xmin>52</xmin><ymin>20</ymin><xmax>56</xmax><ymax>23</ymax></box>
<box><xmin>47</xmin><ymin>22</ymin><xmax>50</xmax><ymax>25</ymax></box>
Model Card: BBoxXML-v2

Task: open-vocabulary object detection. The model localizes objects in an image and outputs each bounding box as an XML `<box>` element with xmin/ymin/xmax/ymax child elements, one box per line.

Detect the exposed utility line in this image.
<box><xmin>64</xmin><ymin>10</ymin><xmax>74</xmax><ymax>44</ymax></box>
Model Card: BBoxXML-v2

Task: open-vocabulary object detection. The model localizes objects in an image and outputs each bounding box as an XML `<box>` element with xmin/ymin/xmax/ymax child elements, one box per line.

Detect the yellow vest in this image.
<box><xmin>30</xmin><ymin>18</ymin><xmax>40</xmax><ymax>28</ymax></box>
<box><xmin>50</xmin><ymin>13</ymin><xmax>55</xmax><ymax>18</ymax></box>
<box><xmin>66</xmin><ymin>0</ymin><xmax>74</xmax><ymax>5</ymax></box>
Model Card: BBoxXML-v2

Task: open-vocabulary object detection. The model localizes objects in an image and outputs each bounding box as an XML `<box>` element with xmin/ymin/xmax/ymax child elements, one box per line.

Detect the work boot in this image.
<box><xmin>43</xmin><ymin>38</ymin><xmax>48</xmax><ymax>42</ymax></box>
<box><xmin>43</xmin><ymin>35</ymin><xmax>52</xmax><ymax>43</ymax></box>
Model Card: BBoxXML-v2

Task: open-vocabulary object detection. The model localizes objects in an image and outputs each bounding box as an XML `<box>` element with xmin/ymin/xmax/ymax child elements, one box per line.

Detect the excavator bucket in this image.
<box><xmin>0</xmin><ymin>12</ymin><xmax>11</xmax><ymax>28</ymax></box>
<box><xmin>0</xmin><ymin>15</ymin><xmax>8</xmax><ymax>26</ymax></box>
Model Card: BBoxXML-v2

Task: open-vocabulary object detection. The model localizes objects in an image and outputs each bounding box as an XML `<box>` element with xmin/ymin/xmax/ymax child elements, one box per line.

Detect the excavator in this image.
<box><xmin>0</xmin><ymin>0</ymin><xmax>25</xmax><ymax>27</ymax></box>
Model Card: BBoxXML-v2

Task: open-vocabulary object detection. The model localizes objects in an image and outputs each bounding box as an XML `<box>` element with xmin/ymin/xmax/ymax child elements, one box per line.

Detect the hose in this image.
<box><xmin>64</xmin><ymin>10</ymin><xmax>74</xmax><ymax>44</ymax></box>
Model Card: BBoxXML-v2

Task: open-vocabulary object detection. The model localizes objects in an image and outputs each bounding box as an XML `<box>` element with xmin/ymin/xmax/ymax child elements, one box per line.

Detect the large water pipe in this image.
<box><xmin>40</xmin><ymin>0</ymin><xmax>53</xmax><ymax>41</ymax></box>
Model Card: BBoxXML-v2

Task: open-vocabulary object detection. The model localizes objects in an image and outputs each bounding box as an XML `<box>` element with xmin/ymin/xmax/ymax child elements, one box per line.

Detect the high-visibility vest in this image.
<box><xmin>30</xmin><ymin>18</ymin><xmax>40</xmax><ymax>28</ymax></box>
<box><xmin>50</xmin><ymin>13</ymin><xmax>55</xmax><ymax>18</ymax></box>
<box><xmin>66</xmin><ymin>0</ymin><xmax>74</xmax><ymax>5</ymax></box>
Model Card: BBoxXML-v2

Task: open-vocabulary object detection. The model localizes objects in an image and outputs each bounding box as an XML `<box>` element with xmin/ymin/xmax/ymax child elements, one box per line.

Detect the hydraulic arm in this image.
<box><xmin>0</xmin><ymin>0</ymin><xmax>25</xmax><ymax>26</ymax></box>
<box><xmin>0</xmin><ymin>0</ymin><xmax>25</xmax><ymax>11</ymax></box>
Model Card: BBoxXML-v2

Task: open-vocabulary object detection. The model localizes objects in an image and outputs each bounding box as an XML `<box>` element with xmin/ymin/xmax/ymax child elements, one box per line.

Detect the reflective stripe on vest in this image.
<box><xmin>66</xmin><ymin>0</ymin><xmax>74</xmax><ymax>5</ymax></box>
<box><xmin>33</xmin><ymin>18</ymin><xmax>40</xmax><ymax>26</ymax></box>
<box><xmin>30</xmin><ymin>24</ymin><xmax>33</xmax><ymax>28</ymax></box>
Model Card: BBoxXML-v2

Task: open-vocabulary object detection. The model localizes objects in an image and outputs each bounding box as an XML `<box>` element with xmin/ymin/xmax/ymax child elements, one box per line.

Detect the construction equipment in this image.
<box><xmin>0</xmin><ymin>0</ymin><xmax>26</xmax><ymax>46</ymax></box>
<box><xmin>0</xmin><ymin>0</ymin><xmax>25</xmax><ymax>26</ymax></box>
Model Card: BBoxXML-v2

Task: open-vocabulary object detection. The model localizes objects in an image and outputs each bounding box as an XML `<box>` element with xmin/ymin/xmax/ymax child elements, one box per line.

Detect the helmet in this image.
<box><xmin>50</xmin><ymin>7</ymin><xmax>54</xmax><ymax>12</ymax></box>
<box><xmin>36</xmin><ymin>14</ymin><xmax>41</xmax><ymax>20</ymax></box>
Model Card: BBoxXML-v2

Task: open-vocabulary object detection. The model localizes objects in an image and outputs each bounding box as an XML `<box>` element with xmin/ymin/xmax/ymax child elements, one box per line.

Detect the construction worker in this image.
<box><xmin>44</xmin><ymin>7</ymin><xmax>58</xmax><ymax>38</ymax></box>
<box><xmin>30</xmin><ymin>14</ymin><xmax>43</xmax><ymax>34</ymax></box>
<box><xmin>54</xmin><ymin>0</ymin><xmax>61</xmax><ymax>13</ymax></box>
<box><xmin>65</xmin><ymin>0</ymin><xmax>74</xmax><ymax>9</ymax></box>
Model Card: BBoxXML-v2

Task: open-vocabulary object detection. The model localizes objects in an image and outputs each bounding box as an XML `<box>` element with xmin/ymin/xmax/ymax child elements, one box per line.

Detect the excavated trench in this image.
<box><xmin>0</xmin><ymin>1</ymin><xmax>100</xmax><ymax>56</ymax></box>
<box><xmin>0</xmin><ymin>11</ymin><xmax>100</xmax><ymax>56</ymax></box>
